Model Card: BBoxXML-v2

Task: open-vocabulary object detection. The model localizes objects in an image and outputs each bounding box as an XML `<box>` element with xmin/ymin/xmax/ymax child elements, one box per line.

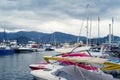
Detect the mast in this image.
<box><xmin>77</xmin><ymin>21</ymin><xmax>84</xmax><ymax>43</ymax></box>
<box><xmin>86</xmin><ymin>17</ymin><xmax>89</xmax><ymax>45</ymax></box>
<box><xmin>98</xmin><ymin>16</ymin><xmax>100</xmax><ymax>45</ymax></box>
<box><xmin>50</xmin><ymin>32</ymin><xmax>56</xmax><ymax>46</ymax></box>
<box><xmin>53</xmin><ymin>32</ymin><xmax>56</xmax><ymax>46</ymax></box>
<box><xmin>89</xmin><ymin>19</ymin><xmax>92</xmax><ymax>45</ymax></box>
<box><xmin>109</xmin><ymin>24</ymin><xmax>112</xmax><ymax>45</ymax></box>
<box><xmin>3</xmin><ymin>28</ymin><xmax>6</xmax><ymax>41</ymax></box>
<box><xmin>112</xmin><ymin>17</ymin><xmax>114</xmax><ymax>42</ymax></box>
<box><xmin>86</xmin><ymin>4</ymin><xmax>89</xmax><ymax>45</ymax></box>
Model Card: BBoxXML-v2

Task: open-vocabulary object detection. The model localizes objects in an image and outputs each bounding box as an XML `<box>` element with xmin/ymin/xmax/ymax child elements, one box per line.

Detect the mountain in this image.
<box><xmin>90</xmin><ymin>35</ymin><xmax>120</xmax><ymax>45</ymax></box>
<box><xmin>0</xmin><ymin>31</ymin><xmax>86</xmax><ymax>44</ymax></box>
<box><xmin>0</xmin><ymin>31</ymin><xmax>120</xmax><ymax>44</ymax></box>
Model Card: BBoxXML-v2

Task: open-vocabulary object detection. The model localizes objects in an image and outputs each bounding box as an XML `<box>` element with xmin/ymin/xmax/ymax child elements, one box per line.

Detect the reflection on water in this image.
<box><xmin>0</xmin><ymin>51</ymin><xmax>57</xmax><ymax>80</ymax></box>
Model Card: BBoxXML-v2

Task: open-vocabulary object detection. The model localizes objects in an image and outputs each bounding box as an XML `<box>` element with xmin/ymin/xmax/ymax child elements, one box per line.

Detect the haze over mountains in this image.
<box><xmin>0</xmin><ymin>31</ymin><xmax>120</xmax><ymax>44</ymax></box>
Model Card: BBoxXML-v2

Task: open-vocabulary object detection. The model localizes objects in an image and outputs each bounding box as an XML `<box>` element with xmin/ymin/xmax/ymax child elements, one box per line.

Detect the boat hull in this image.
<box><xmin>14</xmin><ymin>48</ymin><xmax>33</xmax><ymax>53</ymax></box>
<box><xmin>29</xmin><ymin>62</ymin><xmax>50</xmax><ymax>70</ymax></box>
<box><xmin>0</xmin><ymin>49</ymin><xmax>14</xmax><ymax>55</ymax></box>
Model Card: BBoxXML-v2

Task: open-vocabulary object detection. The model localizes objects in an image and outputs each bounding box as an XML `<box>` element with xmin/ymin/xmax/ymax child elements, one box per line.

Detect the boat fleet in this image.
<box><xmin>29</xmin><ymin>43</ymin><xmax>120</xmax><ymax>80</ymax></box>
<box><xmin>0</xmin><ymin>40</ymin><xmax>56</xmax><ymax>55</ymax></box>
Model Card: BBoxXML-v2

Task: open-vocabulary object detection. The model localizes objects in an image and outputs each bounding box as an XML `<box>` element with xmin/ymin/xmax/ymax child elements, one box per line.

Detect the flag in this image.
<box><xmin>98</xmin><ymin>16</ymin><xmax>100</xmax><ymax>22</ymax></box>
<box><xmin>112</xmin><ymin>17</ymin><xmax>114</xmax><ymax>24</ymax></box>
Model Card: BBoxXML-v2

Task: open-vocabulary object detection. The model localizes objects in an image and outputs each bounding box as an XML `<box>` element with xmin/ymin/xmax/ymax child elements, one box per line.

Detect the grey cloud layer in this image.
<box><xmin>0</xmin><ymin>0</ymin><xmax>119</xmax><ymax>18</ymax></box>
<box><xmin>0</xmin><ymin>0</ymin><xmax>119</xmax><ymax>31</ymax></box>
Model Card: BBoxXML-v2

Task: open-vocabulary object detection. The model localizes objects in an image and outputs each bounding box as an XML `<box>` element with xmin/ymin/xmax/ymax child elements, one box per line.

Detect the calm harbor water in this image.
<box><xmin>0</xmin><ymin>51</ymin><xmax>120</xmax><ymax>80</ymax></box>
<box><xmin>0</xmin><ymin>51</ymin><xmax>57</xmax><ymax>80</ymax></box>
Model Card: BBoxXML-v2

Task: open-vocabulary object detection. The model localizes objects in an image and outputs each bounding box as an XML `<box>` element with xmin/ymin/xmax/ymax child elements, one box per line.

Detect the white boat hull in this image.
<box><xmin>55</xmin><ymin>46</ymin><xmax>91</xmax><ymax>53</ymax></box>
<box><xmin>31</xmin><ymin>65</ymin><xmax>66</xmax><ymax>80</ymax></box>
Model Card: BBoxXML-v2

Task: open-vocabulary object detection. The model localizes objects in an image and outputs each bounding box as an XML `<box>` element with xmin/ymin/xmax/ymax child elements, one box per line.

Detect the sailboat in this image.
<box><xmin>0</xmin><ymin>29</ymin><xmax>14</xmax><ymax>55</ymax></box>
<box><xmin>0</xmin><ymin>42</ymin><xmax>14</xmax><ymax>55</ymax></box>
<box><xmin>44</xmin><ymin>32</ymin><xmax>56</xmax><ymax>51</ymax></box>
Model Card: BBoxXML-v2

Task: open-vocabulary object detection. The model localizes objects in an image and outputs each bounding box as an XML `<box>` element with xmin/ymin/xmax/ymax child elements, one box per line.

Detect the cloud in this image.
<box><xmin>0</xmin><ymin>0</ymin><xmax>120</xmax><ymax>37</ymax></box>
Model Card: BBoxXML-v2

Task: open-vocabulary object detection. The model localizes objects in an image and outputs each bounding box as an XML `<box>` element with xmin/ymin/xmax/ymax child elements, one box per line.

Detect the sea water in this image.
<box><xmin>0</xmin><ymin>51</ymin><xmax>57</xmax><ymax>80</ymax></box>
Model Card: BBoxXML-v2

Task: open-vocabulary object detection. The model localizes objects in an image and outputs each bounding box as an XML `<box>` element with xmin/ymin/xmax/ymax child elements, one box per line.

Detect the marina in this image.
<box><xmin>0</xmin><ymin>0</ymin><xmax>120</xmax><ymax>80</ymax></box>
<box><xmin>0</xmin><ymin>50</ymin><xmax>120</xmax><ymax>80</ymax></box>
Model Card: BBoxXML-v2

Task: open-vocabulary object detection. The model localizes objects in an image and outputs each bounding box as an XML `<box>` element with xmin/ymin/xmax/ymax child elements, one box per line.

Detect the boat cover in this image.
<box><xmin>54</xmin><ymin>65</ymin><xmax>119</xmax><ymax>80</ymax></box>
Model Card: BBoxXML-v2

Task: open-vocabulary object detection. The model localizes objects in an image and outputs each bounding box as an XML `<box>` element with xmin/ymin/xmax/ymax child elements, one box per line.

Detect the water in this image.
<box><xmin>0</xmin><ymin>51</ymin><xmax>57</xmax><ymax>80</ymax></box>
<box><xmin>0</xmin><ymin>51</ymin><xmax>120</xmax><ymax>80</ymax></box>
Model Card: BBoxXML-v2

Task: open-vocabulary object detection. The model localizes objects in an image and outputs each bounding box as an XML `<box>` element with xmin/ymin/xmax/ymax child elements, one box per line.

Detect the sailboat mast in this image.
<box><xmin>86</xmin><ymin>4</ymin><xmax>89</xmax><ymax>45</ymax></box>
<box><xmin>89</xmin><ymin>19</ymin><xmax>92</xmax><ymax>45</ymax></box>
<box><xmin>86</xmin><ymin>17</ymin><xmax>89</xmax><ymax>45</ymax></box>
<box><xmin>53</xmin><ymin>32</ymin><xmax>56</xmax><ymax>46</ymax></box>
<box><xmin>77</xmin><ymin>20</ymin><xmax>84</xmax><ymax>43</ymax></box>
<box><xmin>50</xmin><ymin>32</ymin><xmax>56</xmax><ymax>45</ymax></box>
<box><xmin>3</xmin><ymin>28</ymin><xmax>6</xmax><ymax>41</ymax></box>
<box><xmin>112</xmin><ymin>17</ymin><xmax>114</xmax><ymax>42</ymax></box>
<box><xmin>98</xmin><ymin>16</ymin><xmax>100</xmax><ymax>45</ymax></box>
<box><xmin>109</xmin><ymin>24</ymin><xmax>112</xmax><ymax>45</ymax></box>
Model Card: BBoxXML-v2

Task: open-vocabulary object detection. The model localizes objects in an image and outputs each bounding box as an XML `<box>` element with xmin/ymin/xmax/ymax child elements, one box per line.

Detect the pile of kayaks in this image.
<box><xmin>29</xmin><ymin>52</ymin><xmax>120</xmax><ymax>80</ymax></box>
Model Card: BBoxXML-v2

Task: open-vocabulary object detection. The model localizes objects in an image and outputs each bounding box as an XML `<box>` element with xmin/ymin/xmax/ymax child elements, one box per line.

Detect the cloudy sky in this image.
<box><xmin>0</xmin><ymin>0</ymin><xmax>120</xmax><ymax>38</ymax></box>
